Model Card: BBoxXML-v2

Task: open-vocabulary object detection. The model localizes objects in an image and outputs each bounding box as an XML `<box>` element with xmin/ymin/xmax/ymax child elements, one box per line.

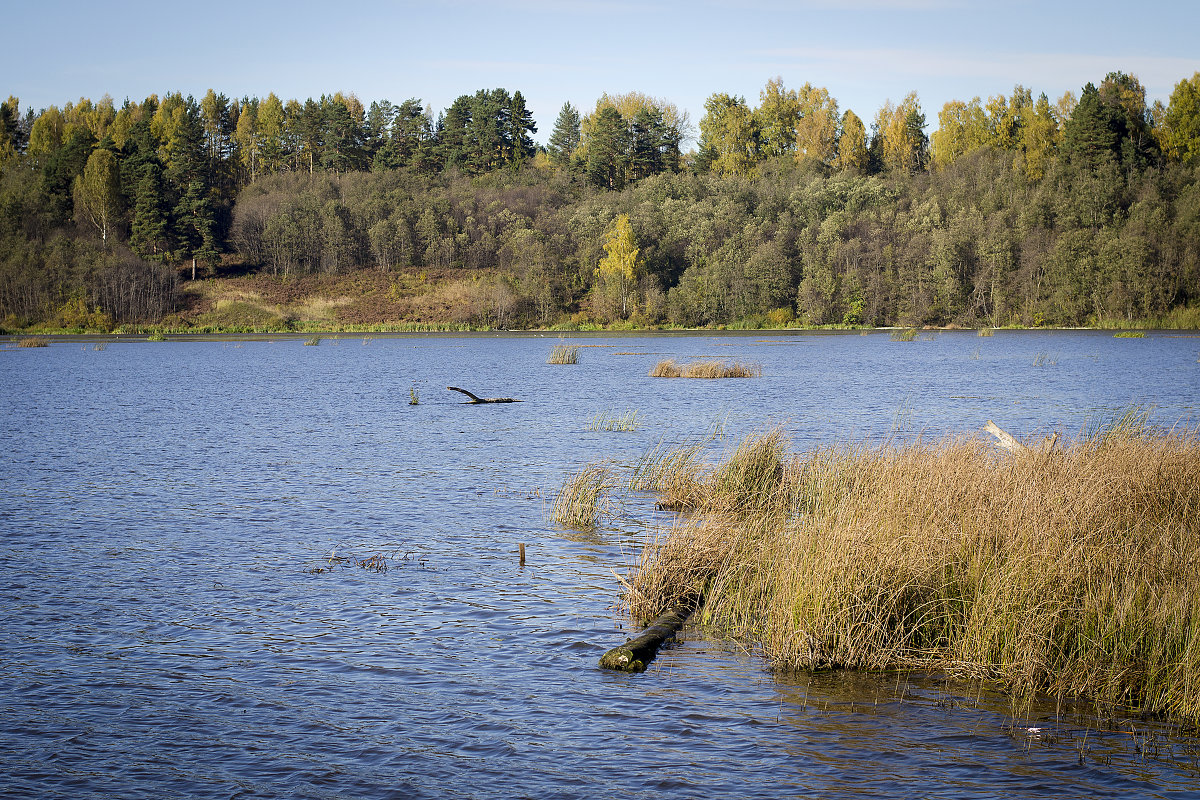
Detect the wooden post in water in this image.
<box><xmin>519</xmin><ymin>543</ymin><xmax>525</xmax><ymax>566</ymax></box>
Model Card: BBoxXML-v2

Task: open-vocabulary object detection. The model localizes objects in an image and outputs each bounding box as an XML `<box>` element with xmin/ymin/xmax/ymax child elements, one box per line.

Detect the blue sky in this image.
<box><xmin>6</xmin><ymin>0</ymin><xmax>1198</xmax><ymax>146</ymax></box>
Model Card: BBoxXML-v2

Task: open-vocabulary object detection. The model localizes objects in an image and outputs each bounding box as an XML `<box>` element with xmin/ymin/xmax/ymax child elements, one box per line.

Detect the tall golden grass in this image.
<box><xmin>599</xmin><ymin>421</ymin><xmax>1200</xmax><ymax>721</ymax></box>
<box><xmin>551</xmin><ymin>464</ymin><xmax>614</xmax><ymax>528</ymax></box>
<box><xmin>548</xmin><ymin>341</ymin><xmax>580</xmax><ymax>364</ymax></box>
<box><xmin>650</xmin><ymin>359</ymin><xmax>761</xmax><ymax>378</ymax></box>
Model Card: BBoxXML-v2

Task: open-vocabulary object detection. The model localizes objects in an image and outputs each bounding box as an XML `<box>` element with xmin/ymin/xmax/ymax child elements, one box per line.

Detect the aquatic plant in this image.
<box><xmin>978</xmin><ymin>328</ymin><xmax>995</xmax><ymax>337</ymax></box>
<box><xmin>304</xmin><ymin>336</ymin><xmax>321</xmax><ymax>346</ymax></box>
<box><xmin>409</xmin><ymin>384</ymin><xmax>420</xmax><ymax>405</ymax></box>
<box><xmin>650</xmin><ymin>359</ymin><xmax>761</xmax><ymax>378</ymax></box>
<box><xmin>586</xmin><ymin>409</ymin><xmax>642</xmax><ymax>432</ymax></box>
<box><xmin>1032</xmin><ymin>351</ymin><xmax>1058</xmax><ymax>367</ymax></box>
<box><xmin>889</xmin><ymin>328</ymin><xmax>919</xmax><ymax>342</ymax></box>
<box><xmin>1113</xmin><ymin>331</ymin><xmax>1145</xmax><ymax>338</ymax></box>
<box><xmin>551</xmin><ymin>464</ymin><xmax>614</xmax><ymax>528</ymax></box>
<box><xmin>17</xmin><ymin>337</ymin><xmax>49</xmax><ymax>347</ymax></box>
<box><xmin>598</xmin><ymin>422</ymin><xmax>1200</xmax><ymax>722</ymax></box>
<box><xmin>547</xmin><ymin>340</ymin><xmax>580</xmax><ymax>364</ymax></box>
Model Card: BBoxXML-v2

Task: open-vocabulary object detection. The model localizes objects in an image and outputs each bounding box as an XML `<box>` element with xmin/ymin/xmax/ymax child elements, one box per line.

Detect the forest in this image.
<box><xmin>1</xmin><ymin>72</ymin><xmax>1198</xmax><ymax>332</ymax></box>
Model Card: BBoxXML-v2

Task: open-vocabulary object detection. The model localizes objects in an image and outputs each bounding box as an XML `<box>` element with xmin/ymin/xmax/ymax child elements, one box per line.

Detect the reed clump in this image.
<box><xmin>889</xmin><ymin>328</ymin><xmax>919</xmax><ymax>342</ymax></box>
<box><xmin>17</xmin><ymin>336</ymin><xmax>49</xmax><ymax>347</ymax></box>
<box><xmin>551</xmin><ymin>464</ymin><xmax>615</xmax><ymax>528</ymax></box>
<box><xmin>547</xmin><ymin>341</ymin><xmax>580</xmax><ymax>364</ymax></box>
<box><xmin>619</xmin><ymin>423</ymin><xmax>1200</xmax><ymax>721</ymax></box>
<box><xmin>650</xmin><ymin>359</ymin><xmax>761</xmax><ymax>378</ymax></box>
<box><xmin>587</xmin><ymin>409</ymin><xmax>641</xmax><ymax>432</ymax></box>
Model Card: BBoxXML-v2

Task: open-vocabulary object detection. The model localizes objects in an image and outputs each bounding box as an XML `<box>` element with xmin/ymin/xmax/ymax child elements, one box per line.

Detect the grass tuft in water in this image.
<box><xmin>551</xmin><ymin>464</ymin><xmax>614</xmax><ymax>528</ymax></box>
<box><xmin>587</xmin><ymin>409</ymin><xmax>642</xmax><ymax>432</ymax></box>
<box><xmin>547</xmin><ymin>341</ymin><xmax>580</xmax><ymax>364</ymax></box>
<box><xmin>1032</xmin><ymin>351</ymin><xmax>1058</xmax><ymax>367</ymax></box>
<box><xmin>592</xmin><ymin>419</ymin><xmax>1200</xmax><ymax>722</ymax></box>
<box><xmin>978</xmin><ymin>328</ymin><xmax>995</xmax><ymax>337</ymax></box>
<box><xmin>890</xmin><ymin>328</ymin><xmax>919</xmax><ymax>342</ymax></box>
<box><xmin>1113</xmin><ymin>331</ymin><xmax>1145</xmax><ymax>338</ymax></box>
<box><xmin>304</xmin><ymin>336</ymin><xmax>321</xmax><ymax>346</ymax></box>
<box><xmin>409</xmin><ymin>384</ymin><xmax>420</xmax><ymax>405</ymax></box>
<box><xmin>17</xmin><ymin>337</ymin><xmax>49</xmax><ymax>347</ymax></box>
<box><xmin>650</xmin><ymin>359</ymin><xmax>761</xmax><ymax>378</ymax></box>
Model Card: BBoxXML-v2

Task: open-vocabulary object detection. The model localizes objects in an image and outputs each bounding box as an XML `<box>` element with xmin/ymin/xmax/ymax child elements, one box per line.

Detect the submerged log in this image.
<box><xmin>599</xmin><ymin>605</ymin><xmax>693</xmax><ymax>673</ymax></box>
<box><xmin>446</xmin><ymin>386</ymin><xmax>521</xmax><ymax>404</ymax></box>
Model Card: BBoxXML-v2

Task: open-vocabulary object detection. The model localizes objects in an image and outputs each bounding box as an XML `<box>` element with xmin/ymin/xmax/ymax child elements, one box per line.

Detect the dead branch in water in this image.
<box><xmin>447</xmin><ymin>386</ymin><xmax>521</xmax><ymax>404</ymax></box>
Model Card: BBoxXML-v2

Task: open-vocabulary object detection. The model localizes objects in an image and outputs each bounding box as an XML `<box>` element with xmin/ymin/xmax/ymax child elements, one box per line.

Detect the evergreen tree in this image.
<box><xmin>1064</xmin><ymin>83</ymin><xmax>1120</xmax><ymax>171</ymax></box>
<box><xmin>173</xmin><ymin>180</ymin><xmax>218</xmax><ymax>280</ymax></box>
<box><xmin>585</xmin><ymin>106</ymin><xmax>629</xmax><ymax>190</ymax></box>
<box><xmin>547</xmin><ymin>102</ymin><xmax>581</xmax><ymax>168</ymax></box>
<box><xmin>163</xmin><ymin>96</ymin><xmax>209</xmax><ymax>192</ymax></box>
<box><xmin>129</xmin><ymin>163</ymin><xmax>170</xmax><ymax>260</ymax></box>
<box><xmin>437</xmin><ymin>95</ymin><xmax>473</xmax><ymax>170</ymax></box>
<box><xmin>505</xmin><ymin>90</ymin><xmax>537</xmax><ymax>165</ymax></box>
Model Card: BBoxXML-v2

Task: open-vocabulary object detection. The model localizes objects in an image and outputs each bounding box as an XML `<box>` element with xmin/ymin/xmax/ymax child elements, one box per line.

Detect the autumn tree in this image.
<box><xmin>697</xmin><ymin>93</ymin><xmax>759</xmax><ymax>177</ymax></box>
<box><xmin>756</xmin><ymin>77</ymin><xmax>798</xmax><ymax>157</ymax></box>
<box><xmin>795</xmin><ymin>83</ymin><xmax>839</xmax><ymax>166</ymax></box>
<box><xmin>593</xmin><ymin>213</ymin><xmax>642</xmax><ymax>320</ymax></box>
<box><xmin>836</xmin><ymin>110</ymin><xmax>868</xmax><ymax>172</ymax></box>
<box><xmin>931</xmin><ymin>98</ymin><xmax>988</xmax><ymax>168</ymax></box>
<box><xmin>1159</xmin><ymin>72</ymin><xmax>1200</xmax><ymax>164</ymax></box>
<box><xmin>874</xmin><ymin>92</ymin><xmax>928</xmax><ymax>173</ymax></box>
<box><xmin>73</xmin><ymin>147</ymin><xmax>123</xmax><ymax>246</ymax></box>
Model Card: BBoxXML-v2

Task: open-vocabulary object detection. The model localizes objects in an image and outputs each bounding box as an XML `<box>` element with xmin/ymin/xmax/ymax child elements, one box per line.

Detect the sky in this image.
<box><xmin>6</xmin><ymin>0</ymin><xmax>1199</xmax><ymax>146</ymax></box>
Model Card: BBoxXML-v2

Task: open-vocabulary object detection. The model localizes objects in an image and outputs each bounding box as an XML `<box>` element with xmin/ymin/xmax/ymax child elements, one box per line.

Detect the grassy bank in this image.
<box><xmin>563</xmin><ymin>419</ymin><xmax>1200</xmax><ymax>721</ymax></box>
<box><xmin>5</xmin><ymin>267</ymin><xmax>1198</xmax><ymax>336</ymax></box>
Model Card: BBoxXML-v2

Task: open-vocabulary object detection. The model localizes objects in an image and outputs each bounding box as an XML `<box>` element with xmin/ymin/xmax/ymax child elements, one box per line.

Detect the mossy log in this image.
<box><xmin>447</xmin><ymin>386</ymin><xmax>521</xmax><ymax>403</ymax></box>
<box><xmin>599</xmin><ymin>606</ymin><xmax>693</xmax><ymax>673</ymax></box>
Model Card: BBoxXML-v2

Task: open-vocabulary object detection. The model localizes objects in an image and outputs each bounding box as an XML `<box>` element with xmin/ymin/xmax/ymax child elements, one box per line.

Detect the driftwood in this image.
<box><xmin>599</xmin><ymin>606</ymin><xmax>693</xmax><ymax>673</ymax></box>
<box><xmin>984</xmin><ymin>420</ymin><xmax>1059</xmax><ymax>454</ymax></box>
<box><xmin>446</xmin><ymin>386</ymin><xmax>521</xmax><ymax>404</ymax></box>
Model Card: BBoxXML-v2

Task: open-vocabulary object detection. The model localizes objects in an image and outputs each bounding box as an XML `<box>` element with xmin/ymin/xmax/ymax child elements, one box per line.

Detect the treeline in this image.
<box><xmin>1</xmin><ymin>73</ymin><xmax>1198</xmax><ymax>331</ymax></box>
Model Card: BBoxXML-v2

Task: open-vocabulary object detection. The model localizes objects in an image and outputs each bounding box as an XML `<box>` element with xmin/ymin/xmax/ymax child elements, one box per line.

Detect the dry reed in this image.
<box><xmin>551</xmin><ymin>464</ymin><xmax>614</xmax><ymax>528</ymax></box>
<box><xmin>587</xmin><ymin>409</ymin><xmax>642</xmax><ymax>432</ymax></box>
<box><xmin>612</xmin><ymin>422</ymin><xmax>1200</xmax><ymax>721</ymax></box>
<box><xmin>650</xmin><ymin>359</ymin><xmax>761</xmax><ymax>378</ymax></box>
<box><xmin>548</xmin><ymin>341</ymin><xmax>580</xmax><ymax>364</ymax></box>
<box><xmin>17</xmin><ymin>337</ymin><xmax>49</xmax><ymax>348</ymax></box>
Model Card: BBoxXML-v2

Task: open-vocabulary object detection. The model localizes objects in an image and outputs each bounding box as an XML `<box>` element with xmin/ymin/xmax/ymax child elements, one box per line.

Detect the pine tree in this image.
<box><xmin>547</xmin><ymin>102</ymin><xmax>581</xmax><ymax>168</ymax></box>
<box><xmin>505</xmin><ymin>90</ymin><xmax>537</xmax><ymax>166</ymax></box>
<box><xmin>173</xmin><ymin>181</ymin><xmax>218</xmax><ymax>280</ymax></box>
<box><xmin>585</xmin><ymin>106</ymin><xmax>629</xmax><ymax>190</ymax></box>
<box><xmin>129</xmin><ymin>164</ymin><xmax>170</xmax><ymax>260</ymax></box>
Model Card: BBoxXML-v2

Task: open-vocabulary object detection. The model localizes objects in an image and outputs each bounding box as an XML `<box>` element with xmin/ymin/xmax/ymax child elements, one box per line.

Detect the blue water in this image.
<box><xmin>2</xmin><ymin>330</ymin><xmax>1199</xmax><ymax>799</ymax></box>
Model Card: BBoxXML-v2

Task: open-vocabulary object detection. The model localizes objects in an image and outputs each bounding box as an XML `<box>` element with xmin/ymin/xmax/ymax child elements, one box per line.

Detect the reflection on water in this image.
<box><xmin>1</xmin><ymin>331</ymin><xmax>1198</xmax><ymax>798</ymax></box>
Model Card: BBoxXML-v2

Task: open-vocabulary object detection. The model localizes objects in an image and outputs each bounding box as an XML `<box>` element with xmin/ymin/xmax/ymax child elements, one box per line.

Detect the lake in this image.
<box><xmin>2</xmin><ymin>330</ymin><xmax>1199</xmax><ymax>799</ymax></box>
